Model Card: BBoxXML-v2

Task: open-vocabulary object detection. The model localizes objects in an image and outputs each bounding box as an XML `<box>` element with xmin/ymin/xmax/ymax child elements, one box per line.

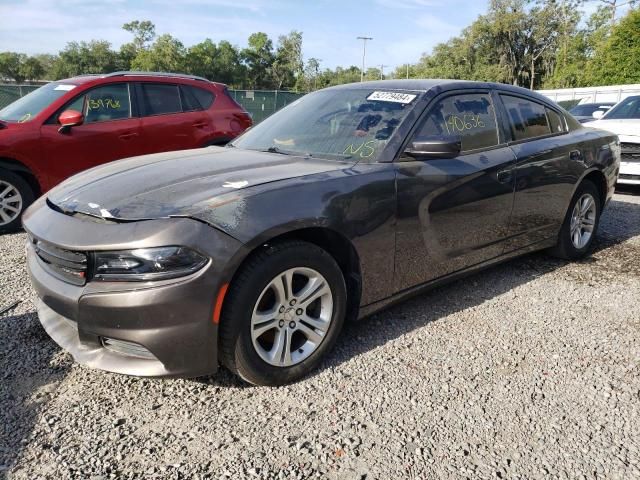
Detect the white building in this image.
<box><xmin>537</xmin><ymin>84</ymin><xmax>640</xmax><ymax>104</ymax></box>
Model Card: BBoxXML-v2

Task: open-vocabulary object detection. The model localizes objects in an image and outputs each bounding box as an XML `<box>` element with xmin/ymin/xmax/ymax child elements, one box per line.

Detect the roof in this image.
<box><xmin>60</xmin><ymin>71</ymin><xmax>222</xmax><ymax>86</ymax></box>
<box><xmin>325</xmin><ymin>78</ymin><xmax>561</xmax><ymax>107</ymax></box>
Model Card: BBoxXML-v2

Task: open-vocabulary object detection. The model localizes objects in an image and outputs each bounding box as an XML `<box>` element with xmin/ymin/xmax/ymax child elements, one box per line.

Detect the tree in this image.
<box><xmin>20</xmin><ymin>57</ymin><xmax>45</xmax><ymax>81</ymax></box>
<box><xmin>122</xmin><ymin>20</ymin><xmax>156</xmax><ymax>51</ymax></box>
<box><xmin>120</xmin><ymin>20</ymin><xmax>156</xmax><ymax>70</ymax></box>
<box><xmin>271</xmin><ymin>31</ymin><xmax>303</xmax><ymax>89</ymax></box>
<box><xmin>585</xmin><ymin>7</ymin><xmax>640</xmax><ymax>84</ymax></box>
<box><xmin>241</xmin><ymin>32</ymin><xmax>275</xmax><ymax>89</ymax></box>
<box><xmin>0</xmin><ymin>52</ymin><xmax>26</xmax><ymax>82</ymax></box>
<box><xmin>185</xmin><ymin>39</ymin><xmax>218</xmax><ymax>79</ymax></box>
<box><xmin>131</xmin><ymin>34</ymin><xmax>186</xmax><ymax>72</ymax></box>
<box><xmin>49</xmin><ymin>41</ymin><xmax>118</xmax><ymax>79</ymax></box>
<box><xmin>214</xmin><ymin>41</ymin><xmax>245</xmax><ymax>86</ymax></box>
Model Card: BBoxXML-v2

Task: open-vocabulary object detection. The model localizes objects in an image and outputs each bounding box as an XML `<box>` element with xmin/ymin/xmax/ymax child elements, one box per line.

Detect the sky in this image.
<box><xmin>0</xmin><ymin>0</ymin><xmax>491</xmax><ymax>73</ymax></box>
<box><xmin>0</xmin><ymin>0</ymin><xmax>629</xmax><ymax>74</ymax></box>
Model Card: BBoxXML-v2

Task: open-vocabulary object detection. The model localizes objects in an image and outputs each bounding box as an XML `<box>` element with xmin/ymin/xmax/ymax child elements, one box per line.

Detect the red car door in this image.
<box><xmin>40</xmin><ymin>83</ymin><xmax>144</xmax><ymax>186</ymax></box>
<box><xmin>136</xmin><ymin>82</ymin><xmax>210</xmax><ymax>153</ymax></box>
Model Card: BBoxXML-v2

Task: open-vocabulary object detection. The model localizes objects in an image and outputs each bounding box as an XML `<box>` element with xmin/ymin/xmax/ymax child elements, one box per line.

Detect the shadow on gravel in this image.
<box><xmin>314</xmin><ymin>195</ymin><xmax>640</xmax><ymax>378</ymax></box>
<box><xmin>0</xmin><ymin>310</ymin><xmax>70</xmax><ymax>473</ymax></box>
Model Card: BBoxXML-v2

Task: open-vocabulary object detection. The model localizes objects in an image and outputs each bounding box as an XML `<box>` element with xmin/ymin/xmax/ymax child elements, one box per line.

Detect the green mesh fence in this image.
<box><xmin>0</xmin><ymin>84</ymin><xmax>306</xmax><ymax>123</ymax></box>
<box><xmin>0</xmin><ymin>84</ymin><xmax>41</xmax><ymax>110</ymax></box>
<box><xmin>227</xmin><ymin>90</ymin><xmax>305</xmax><ymax>123</ymax></box>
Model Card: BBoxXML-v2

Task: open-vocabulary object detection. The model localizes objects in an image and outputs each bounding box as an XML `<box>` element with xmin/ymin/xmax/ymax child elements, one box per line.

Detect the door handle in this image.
<box><xmin>119</xmin><ymin>132</ymin><xmax>139</xmax><ymax>140</ymax></box>
<box><xmin>569</xmin><ymin>150</ymin><xmax>583</xmax><ymax>161</ymax></box>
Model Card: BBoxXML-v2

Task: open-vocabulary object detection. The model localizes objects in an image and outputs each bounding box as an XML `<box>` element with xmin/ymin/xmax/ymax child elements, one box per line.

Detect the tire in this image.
<box><xmin>0</xmin><ymin>169</ymin><xmax>35</xmax><ymax>234</ymax></box>
<box><xmin>219</xmin><ymin>240</ymin><xmax>347</xmax><ymax>386</ymax></box>
<box><xmin>549</xmin><ymin>179</ymin><xmax>601</xmax><ymax>260</ymax></box>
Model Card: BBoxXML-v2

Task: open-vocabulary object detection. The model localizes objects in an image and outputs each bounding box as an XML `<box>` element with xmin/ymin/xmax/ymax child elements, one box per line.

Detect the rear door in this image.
<box><xmin>497</xmin><ymin>93</ymin><xmax>581</xmax><ymax>251</ymax></box>
<box><xmin>40</xmin><ymin>82</ymin><xmax>144</xmax><ymax>185</ymax></box>
<box><xmin>394</xmin><ymin>90</ymin><xmax>517</xmax><ymax>290</ymax></box>
<box><xmin>136</xmin><ymin>82</ymin><xmax>210</xmax><ymax>153</ymax></box>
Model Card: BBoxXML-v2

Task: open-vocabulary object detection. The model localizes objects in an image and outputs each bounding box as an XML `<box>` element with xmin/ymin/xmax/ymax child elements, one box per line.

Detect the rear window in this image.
<box><xmin>501</xmin><ymin>95</ymin><xmax>551</xmax><ymax>141</ymax></box>
<box><xmin>140</xmin><ymin>84</ymin><xmax>182</xmax><ymax>115</ymax></box>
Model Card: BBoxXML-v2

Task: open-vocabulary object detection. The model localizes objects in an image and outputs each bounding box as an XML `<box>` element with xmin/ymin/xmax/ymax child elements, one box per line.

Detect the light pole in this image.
<box><xmin>357</xmin><ymin>36</ymin><xmax>373</xmax><ymax>82</ymax></box>
<box><xmin>379</xmin><ymin>64</ymin><xmax>388</xmax><ymax>80</ymax></box>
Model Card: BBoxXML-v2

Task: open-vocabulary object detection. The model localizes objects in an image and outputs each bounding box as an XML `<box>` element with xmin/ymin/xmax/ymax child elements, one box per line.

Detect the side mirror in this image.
<box><xmin>58</xmin><ymin>109</ymin><xmax>84</xmax><ymax>133</ymax></box>
<box><xmin>592</xmin><ymin>110</ymin><xmax>605</xmax><ymax>120</ymax></box>
<box><xmin>405</xmin><ymin>136</ymin><xmax>462</xmax><ymax>160</ymax></box>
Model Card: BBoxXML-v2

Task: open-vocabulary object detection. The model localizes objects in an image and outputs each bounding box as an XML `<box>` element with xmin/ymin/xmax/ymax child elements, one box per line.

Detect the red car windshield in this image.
<box><xmin>0</xmin><ymin>82</ymin><xmax>78</xmax><ymax>123</ymax></box>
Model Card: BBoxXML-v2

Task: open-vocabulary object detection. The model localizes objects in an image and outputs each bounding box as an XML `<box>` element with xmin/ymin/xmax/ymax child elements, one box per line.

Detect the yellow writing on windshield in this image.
<box><xmin>344</xmin><ymin>140</ymin><xmax>376</xmax><ymax>158</ymax></box>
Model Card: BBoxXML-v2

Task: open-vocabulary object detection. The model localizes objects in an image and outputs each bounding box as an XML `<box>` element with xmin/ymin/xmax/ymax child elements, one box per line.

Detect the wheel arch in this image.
<box><xmin>0</xmin><ymin>157</ymin><xmax>42</xmax><ymax>197</ymax></box>
<box><xmin>225</xmin><ymin>226</ymin><xmax>363</xmax><ymax>323</ymax></box>
<box><xmin>581</xmin><ymin>169</ymin><xmax>608</xmax><ymax>209</ymax></box>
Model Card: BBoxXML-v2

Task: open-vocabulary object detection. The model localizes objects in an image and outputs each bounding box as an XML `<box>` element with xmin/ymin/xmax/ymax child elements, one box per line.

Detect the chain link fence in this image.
<box><xmin>227</xmin><ymin>90</ymin><xmax>304</xmax><ymax>123</ymax></box>
<box><xmin>0</xmin><ymin>84</ymin><xmax>306</xmax><ymax>123</ymax></box>
<box><xmin>0</xmin><ymin>84</ymin><xmax>41</xmax><ymax>110</ymax></box>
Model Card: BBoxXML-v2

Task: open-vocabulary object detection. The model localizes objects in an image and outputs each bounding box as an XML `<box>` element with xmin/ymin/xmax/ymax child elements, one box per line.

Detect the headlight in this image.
<box><xmin>92</xmin><ymin>246</ymin><xmax>208</xmax><ymax>281</ymax></box>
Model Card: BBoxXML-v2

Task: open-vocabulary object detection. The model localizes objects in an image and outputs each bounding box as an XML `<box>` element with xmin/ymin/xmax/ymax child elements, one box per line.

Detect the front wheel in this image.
<box><xmin>219</xmin><ymin>241</ymin><xmax>347</xmax><ymax>386</ymax></box>
<box><xmin>0</xmin><ymin>169</ymin><xmax>35</xmax><ymax>234</ymax></box>
<box><xmin>549</xmin><ymin>179</ymin><xmax>601</xmax><ymax>260</ymax></box>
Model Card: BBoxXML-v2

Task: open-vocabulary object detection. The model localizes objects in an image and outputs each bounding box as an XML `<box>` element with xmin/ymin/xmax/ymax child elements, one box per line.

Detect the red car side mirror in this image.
<box><xmin>58</xmin><ymin>109</ymin><xmax>84</xmax><ymax>133</ymax></box>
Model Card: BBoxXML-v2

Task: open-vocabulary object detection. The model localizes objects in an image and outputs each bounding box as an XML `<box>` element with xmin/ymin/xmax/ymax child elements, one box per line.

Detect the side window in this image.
<box><xmin>500</xmin><ymin>95</ymin><xmax>551</xmax><ymax>141</ymax></box>
<box><xmin>84</xmin><ymin>84</ymin><xmax>131</xmax><ymax>123</ymax></box>
<box><xmin>140</xmin><ymin>84</ymin><xmax>182</xmax><ymax>115</ymax></box>
<box><xmin>179</xmin><ymin>85</ymin><xmax>201</xmax><ymax>111</ymax></box>
<box><xmin>189</xmin><ymin>86</ymin><xmax>215</xmax><ymax>109</ymax></box>
<box><xmin>413</xmin><ymin>93</ymin><xmax>499</xmax><ymax>152</ymax></box>
<box><xmin>546</xmin><ymin>108</ymin><xmax>565</xmax><ymax>134</ymax></box>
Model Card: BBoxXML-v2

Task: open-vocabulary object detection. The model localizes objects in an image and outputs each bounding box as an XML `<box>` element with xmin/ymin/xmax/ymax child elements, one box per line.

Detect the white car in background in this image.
<box><xmin>585</xmin><ymin>95</ymin><xmax>640</xmax><ymax>185</ymax></box>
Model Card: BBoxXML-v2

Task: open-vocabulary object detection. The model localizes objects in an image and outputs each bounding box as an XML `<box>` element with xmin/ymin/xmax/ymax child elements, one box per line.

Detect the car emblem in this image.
<box><xmin>223</xmin><ymin>181</ymin><xmax>249</xmax><ymax>189</ymax></box>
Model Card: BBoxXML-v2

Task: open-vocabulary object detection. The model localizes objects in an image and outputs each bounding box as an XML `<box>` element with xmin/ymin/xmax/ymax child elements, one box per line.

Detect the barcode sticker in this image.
<box><xmin>367</xmin><ymin>91</ymin><xmax>417</xmax><ymax>104</ymax></box>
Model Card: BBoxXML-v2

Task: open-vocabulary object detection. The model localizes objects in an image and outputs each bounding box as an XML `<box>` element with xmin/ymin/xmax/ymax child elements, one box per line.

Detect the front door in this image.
<box><xmin>40</xmin><ymin>83</ymin><xmax>143</xmax><ymax>186</ymax></box>
<box><xmin>394</xmin><ymin>91</ymin><xmax>517</xmax><ymax>291</ymax></box>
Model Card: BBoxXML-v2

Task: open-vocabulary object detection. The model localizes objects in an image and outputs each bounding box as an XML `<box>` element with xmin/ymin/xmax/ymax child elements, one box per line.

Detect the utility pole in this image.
<box><xmin>379</xmin><ymin>64</ymin><xmax>388</xmax><ymax>80</ymax></box>
<box><xmin>357</xmin><ymin>36</ymin><xmax>373</xmax><ymax>82</ymax></box>
<box><xmin>406</xmin><ymin>64</ymin><xmax>409</xmax><ymax>79</ymax></box>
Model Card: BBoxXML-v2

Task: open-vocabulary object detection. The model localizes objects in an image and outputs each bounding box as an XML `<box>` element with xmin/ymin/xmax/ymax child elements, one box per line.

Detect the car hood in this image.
<box><xmin>48</xmin><ymin>147</ymin><xmax>353</xmax><ymax>221</ymax></box>
<box><xmin>584</xmin><ymin>119</ymin><xmax>640</xmax><ymax>138</ymax></box>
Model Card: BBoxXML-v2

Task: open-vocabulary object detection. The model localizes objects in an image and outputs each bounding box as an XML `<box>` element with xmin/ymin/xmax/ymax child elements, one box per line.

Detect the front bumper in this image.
<box><xmin>23</xmin><ymin>198</ymin><xmax>245</xmax><ymax>378</ymax></box>
<box><xmin>618</xmin><ymin>161</ymin><xmax>640</xmax><ymax>185</ymax></box>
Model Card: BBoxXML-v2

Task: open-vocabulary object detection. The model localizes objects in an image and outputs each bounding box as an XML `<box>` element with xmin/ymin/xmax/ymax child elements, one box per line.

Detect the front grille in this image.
<box><xmin>31</xmin><ymin>237</ymin><xmax>88</xmax><ymax>285</ymax></box>
<box><xmin>620</xmin><ymin>174</ymin><xmax>640</xmax><ymax>181</ymax></box>
<box><xmin>621</xmin><ymin>142</ymin><xmax>640</xmax><ymax>163</ymax></box>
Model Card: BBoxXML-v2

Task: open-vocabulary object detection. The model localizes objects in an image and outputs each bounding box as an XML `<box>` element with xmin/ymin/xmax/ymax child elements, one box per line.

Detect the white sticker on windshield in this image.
<box><xmin>54</xmin><ymin>84</ymin><xmax>76</xmax><ymax>91</ymax></box>
<box><xmin>367</xmin><ymin>91</ymin><xmax>417</xmax><ymax>104</ymax></box>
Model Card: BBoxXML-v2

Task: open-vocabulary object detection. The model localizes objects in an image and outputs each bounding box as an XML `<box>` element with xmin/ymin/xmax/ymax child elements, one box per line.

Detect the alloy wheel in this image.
<box><xmin>250</xmin><ymin>267</ymin><xmax>333</xmax><ymax>367</ymax></box>
<box><xmin>0</xmin><ymin>180</ymin><xmax>23</xmax><ymax>226</ymax></box>
<box><xmin>570</xmin><ymin>193</ymin><xmax>596</xmax><ymax>249</ymax></box>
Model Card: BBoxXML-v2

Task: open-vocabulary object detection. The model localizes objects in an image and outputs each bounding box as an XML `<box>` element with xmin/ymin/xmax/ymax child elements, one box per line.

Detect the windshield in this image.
<box><xmin>0</xmin><ymin>83</ymin><xmax>77</xmax><ymax>123</ymax></box>
<box><xmin>603</xmin><ymin>96</ymin><xmax>640</xmax><ymax>120</ymax></box>
<box><xmin>570</xmin><ymin>104</ymin><xmax>612</xmax><ymax>116</ymax></box>
<box><xmin>231</xmin><ymin>88</ymin><xmax>421</xmax><ymax>162</ymax></box>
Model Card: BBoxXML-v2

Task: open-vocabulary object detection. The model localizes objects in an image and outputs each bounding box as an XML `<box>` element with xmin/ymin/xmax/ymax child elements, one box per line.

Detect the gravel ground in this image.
<box><xmin>1</xmin><ymin>190</ymin><xmax>639</xmax><ymax>480</ymax></box>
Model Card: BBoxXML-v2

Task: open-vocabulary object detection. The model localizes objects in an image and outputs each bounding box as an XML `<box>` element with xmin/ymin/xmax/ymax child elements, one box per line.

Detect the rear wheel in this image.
<box><xmin>219</xmin><ymin>241</ymin><xmax>347</xmax><ymax>386</ymax></box>
<box><xmin>0</xmin><ymin>169</ymin><xmax>34</xmax><ymax>233</ymax></box>
<box><xmin>549</xmin><ymin>179</ymin><xmax>601</xmax><ymax>260</ymax></box>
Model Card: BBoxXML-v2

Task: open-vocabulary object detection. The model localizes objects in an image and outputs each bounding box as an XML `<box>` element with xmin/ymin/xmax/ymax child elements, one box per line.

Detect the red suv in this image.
<box><xmin>0</xmin><ymin>71</ymin><xmax>252</xmax><ymax>232</ymax></box>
